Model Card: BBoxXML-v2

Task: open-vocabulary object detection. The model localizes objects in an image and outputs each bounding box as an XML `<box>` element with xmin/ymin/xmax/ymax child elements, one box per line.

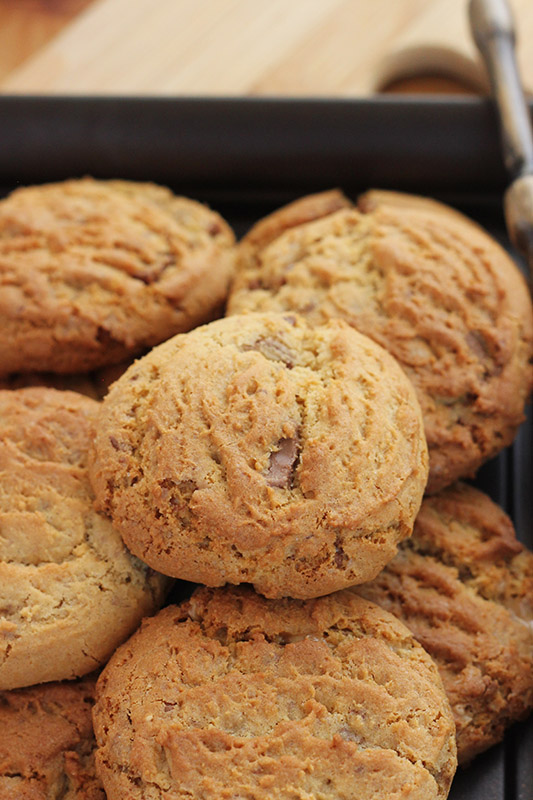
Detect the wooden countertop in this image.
<box><xmin>0</xmin><ymin>0</ymin><xmax>532</xmax><ymax>96</ymax></box>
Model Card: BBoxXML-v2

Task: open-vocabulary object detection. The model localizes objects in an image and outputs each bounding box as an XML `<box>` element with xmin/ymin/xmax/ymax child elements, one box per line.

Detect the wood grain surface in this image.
<box><xmin>0</xmin><ymin>0</ymin><xmax>531</xmax><ymax>95</ymax></box>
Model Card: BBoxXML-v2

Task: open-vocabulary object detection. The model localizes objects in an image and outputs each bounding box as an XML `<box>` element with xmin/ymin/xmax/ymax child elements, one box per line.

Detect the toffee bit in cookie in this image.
<box><xmin>465</xmin><ymin>329</ymin><xmax>491</xmax><ymax>361</ymax></box>
<box><xmin>334</xmin><ymin>534</ymin><xmax>349</xmax><ymax>569</ymax></box>
<box><xmin>208</xmin><ymin>221</ymin><xmax>223</xmax><ymax>236</ymax></box>
<box><xmin>108</xmin><ymin>435</ymin><xmax>131</xmax><ymax>452</ymax></box>
<box><xmin>242</xmin><ymin>336</ymin><xmax>294</xmax><ymax>368</ymax></box>
<box><xmin>283</xmin><ymin>314</ymin><xmax>298</xmax><ymax>326</ymax></box>
<box><xmin>265</xmin><ymin>437</ymin><xmax>300</xmax><ymax>488</ymax></box>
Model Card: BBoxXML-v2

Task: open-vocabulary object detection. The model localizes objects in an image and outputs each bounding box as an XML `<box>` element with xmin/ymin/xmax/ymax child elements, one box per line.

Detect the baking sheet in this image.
<box><xmin>0</xmin><ymin>95</ymin><xmax>530</xmax><ymax>800</ymax></box>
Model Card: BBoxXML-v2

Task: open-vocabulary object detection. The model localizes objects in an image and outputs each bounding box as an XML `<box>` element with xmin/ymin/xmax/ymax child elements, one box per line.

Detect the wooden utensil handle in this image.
<box><xmin>469</xmin><ymin>0</ymin><xmax>533</xmax><ymax>177</ymax></box>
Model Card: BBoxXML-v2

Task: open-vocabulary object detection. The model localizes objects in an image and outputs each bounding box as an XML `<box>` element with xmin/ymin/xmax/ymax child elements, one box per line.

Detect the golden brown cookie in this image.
<box><xmin>93</xmin><ymin>586</ymin><xmax>457</xmax><ymax>800</ymax></box>
<box><xmin>0</xmin><ymin>387</ymin><xmax>171</xmax><ymax>691</ymax></box>
<box><xmin>89</xmin><ymin>313</ymin><xmax>428</xmax><ymax>598</ymax></box>
<box><xmin>0</xmin><ymin>178</ymin><xmax>235</xmax><ymax>375</ymax></box>
<box><xmin>0</xmin><ymin>675</ymin><xmax>104</xmax><ymax>799</ymax></box>
<box><xmin>357</xmin><ymin>482</ymin><xmax>533</xmax><ymax>763</ymax></box>
<box><xmin>228</xmin><ymin>190</ymin><xmax>533</xmax><ymax>493</ymax></box>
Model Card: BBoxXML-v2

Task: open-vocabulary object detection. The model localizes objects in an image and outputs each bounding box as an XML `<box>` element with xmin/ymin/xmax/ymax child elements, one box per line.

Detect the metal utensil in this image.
<box><xmin>469</xmin><ymin>0</ymin><xmax>533</xmax><ymax>279</ymax></box>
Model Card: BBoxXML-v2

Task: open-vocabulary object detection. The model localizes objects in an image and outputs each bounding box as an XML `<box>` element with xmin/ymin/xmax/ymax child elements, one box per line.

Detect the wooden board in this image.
<box><xmin>0</xmin><ymin>0</ymin><xmax>532</xmax><ymax>95</ymax></box>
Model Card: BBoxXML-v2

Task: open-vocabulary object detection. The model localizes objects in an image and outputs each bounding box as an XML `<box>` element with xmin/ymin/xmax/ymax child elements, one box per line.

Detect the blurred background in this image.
<box><xmin>0</xmin><ymin>0</ymin><xmax>531</xmax><ymax>96</ymax></box>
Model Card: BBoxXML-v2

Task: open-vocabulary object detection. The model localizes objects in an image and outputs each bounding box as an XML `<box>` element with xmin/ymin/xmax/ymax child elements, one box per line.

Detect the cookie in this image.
<box><xmin>93</xmin><ymin>586</ymin><xmax>457</xmax><ymax>800</ymax></box>
<box><xmin>228</xmin><ymin>190</ymin><xmax>533</xmax><ymax>493</ymax></box>
<box><xmin>0</xmin><ymin>178</ymin><xmax>235</xmax><ymax>375</ymax></box>
<box><xmin>357</xmin><ymin>482</ymin><xmax>533</xmax><ymax>763</ymax></box>
<box><xmin>89</xmin><ymin>313</ymin><xmax>428</xmax><ymax>598</ymax></box>
<box><xmin>0</xmin><ymin>675</ymin><xmax>104</xmax><ymax>799</ymax></box>
<box><xmin>0</xmin><ymin>387</ymin><xmax>171</xmax><ymax>690</ymax></box>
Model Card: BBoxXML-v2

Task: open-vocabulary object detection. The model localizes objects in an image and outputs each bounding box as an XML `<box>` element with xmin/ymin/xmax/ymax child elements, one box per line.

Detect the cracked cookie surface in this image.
<box><xmin>89</xmin><ymin>313</ymin><xmax>428</xmax><ymax>598</ymax></box>
<box><xmin>0</xmin><ymin>178</ymin><xmax>235</xmax><ymax>375</ymax></box>
<box><xmin>228</xmin><ymin>190</ymin><xmax>533</xmax><ymax>493</ymax></box>
<box><xmin>0</xmin><ymin>387</ymin><xmax>171</xmax><ymax>690</ymax></box>
<box><xmin>0</xmin><ymin>675</ymin><xmax>104</xmax><ymax>799</ymax></box>
<box><xmin>357</xmin><ymin>482</ymin><xmax>533</xmax><ymax>763</ymax></box>
<box><xmin>93</xmin><ymin>586</ymin><xmax>457</xmax><ymax>800</ymax></box>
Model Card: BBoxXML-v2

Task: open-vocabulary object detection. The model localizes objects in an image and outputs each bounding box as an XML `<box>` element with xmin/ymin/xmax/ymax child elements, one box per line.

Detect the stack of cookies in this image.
<box><xmin>0</xmin><ymin>177</ymin><xmax>236</xmax><ymax>799</ymax></box>
<box><xmin>1</xmin><ymin>179</ymin><xmax>532</xmax><ymax>800</ymax></box>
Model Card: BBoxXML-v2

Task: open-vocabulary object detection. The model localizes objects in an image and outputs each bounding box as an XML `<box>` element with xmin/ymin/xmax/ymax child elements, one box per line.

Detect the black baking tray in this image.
<box><xmin>0</xmin><ymin>95</ymin><xmax>531</xmax><ymax>800</ymax></box>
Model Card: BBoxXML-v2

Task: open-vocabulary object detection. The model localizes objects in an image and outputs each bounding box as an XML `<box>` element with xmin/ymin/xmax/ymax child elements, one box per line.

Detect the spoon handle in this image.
<box><xmin>469</xmin><ymin>0</ymin><xmax>533</xmax><ymax>178</ymax></box>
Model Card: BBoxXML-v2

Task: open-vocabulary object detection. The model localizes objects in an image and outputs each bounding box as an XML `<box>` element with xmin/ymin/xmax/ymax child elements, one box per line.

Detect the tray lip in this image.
<box><xmin>0</xmin><ymin>92</ymin><xmax>499</xmax><ymax>102</ymax></box>
<box><xmin>0</xmin><ymin>92</ymin><xmax>528</xmax><ymax>105</ymax></box>
<box><xmin>0</xmin><ymin>93</ymin><xmax>515</xmax><ymax>195</ymax></box>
